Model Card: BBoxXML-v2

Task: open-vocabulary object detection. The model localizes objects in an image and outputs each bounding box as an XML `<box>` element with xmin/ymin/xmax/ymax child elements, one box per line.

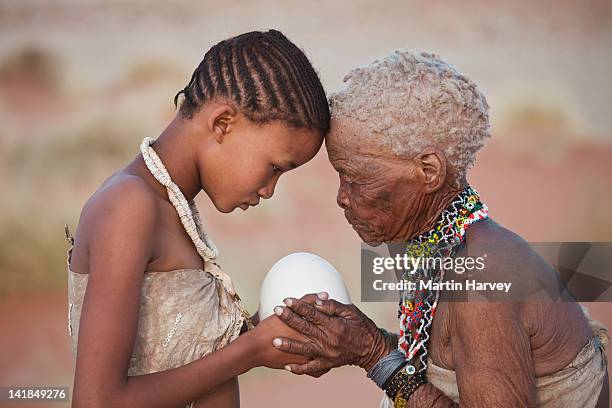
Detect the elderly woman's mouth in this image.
<box><xmin>345</xmin><ymin>212</ymin><xmax>372</xmax><ymax>232</ymax></box>
<box><xmin>344</xmin><ymin>211</ymin><xmax>359</xmax><ymax>226</ymax></box>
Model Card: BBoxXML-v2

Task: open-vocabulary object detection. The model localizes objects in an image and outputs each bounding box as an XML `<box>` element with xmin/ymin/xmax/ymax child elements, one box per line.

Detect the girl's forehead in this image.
<box><xmin>262</xmin><ymin>124</ymin><xmax>322</xmax><ymax>164</ymax></box>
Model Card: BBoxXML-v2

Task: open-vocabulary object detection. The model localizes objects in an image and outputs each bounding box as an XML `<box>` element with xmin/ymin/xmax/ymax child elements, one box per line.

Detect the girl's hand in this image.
<box><xmin>250</xmin><ymin>311</ymin><xmax>260</xmax><ymax>326</ymax></box>
<box><xmin>249</xmin><ymin>314</ymin><xmax>311</xmax><ymax>369</ymax></box>
<box><xmin>248</xmin><ymin>293</ymin><xmax>324</xmax><ymax>369</ymax></box>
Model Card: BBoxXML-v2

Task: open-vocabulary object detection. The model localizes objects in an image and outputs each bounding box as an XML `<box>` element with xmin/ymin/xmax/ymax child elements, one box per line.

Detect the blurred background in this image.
<box><xmin>0</xmin><ymin>0</ymin><xmax>611</xmax><ymax>406</ymax></box>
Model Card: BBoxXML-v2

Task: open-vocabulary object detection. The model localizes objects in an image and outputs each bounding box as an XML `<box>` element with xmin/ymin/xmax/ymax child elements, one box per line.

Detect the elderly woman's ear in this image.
<box><xmin>416</xmin><ymin>148</ymin><xmax>447</xmax><ymax>193</ymax></box>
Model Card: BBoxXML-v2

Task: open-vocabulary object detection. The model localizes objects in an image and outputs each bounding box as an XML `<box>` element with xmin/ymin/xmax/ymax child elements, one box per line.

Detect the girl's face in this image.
<box><xmin>199</xmin><ymin>118</ymin><xmax>324</xmax><ymax>213</ymax></box>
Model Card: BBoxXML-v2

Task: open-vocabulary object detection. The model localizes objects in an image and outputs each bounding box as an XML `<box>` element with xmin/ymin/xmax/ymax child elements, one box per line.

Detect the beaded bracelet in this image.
<box><xmin>384</xmin><ymin>367</ymin><xmax>408</xmax><ymax>400</ymax></box>
<box><xmin>393</xmin><ymin>372</ymin><xmax>427</xmax><ymax>408</ymax></box>
<box><xmin>384</xmin><ymin>367</ymin><xmax>427</xmax><ymax>402</ymax></box>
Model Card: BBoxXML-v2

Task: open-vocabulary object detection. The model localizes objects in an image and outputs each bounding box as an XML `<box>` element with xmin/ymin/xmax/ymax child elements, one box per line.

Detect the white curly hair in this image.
<box><xmin>329</xmin><ymin>50</ymin><xmax>491</xmax><ymax>184</ymax></box>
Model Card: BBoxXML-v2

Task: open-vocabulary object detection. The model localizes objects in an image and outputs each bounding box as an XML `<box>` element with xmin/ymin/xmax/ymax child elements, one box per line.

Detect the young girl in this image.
<box><xmin>65</xmin><ymin>30</ymin><xmax>330</xmax><ymax>407</ymax></box>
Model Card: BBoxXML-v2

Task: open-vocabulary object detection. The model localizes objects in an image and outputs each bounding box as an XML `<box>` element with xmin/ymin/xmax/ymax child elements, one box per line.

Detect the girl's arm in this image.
<box><xmin>72</xmin><ymin>180</ymin><xmax>303</xmax><ymax>408</ymax></box>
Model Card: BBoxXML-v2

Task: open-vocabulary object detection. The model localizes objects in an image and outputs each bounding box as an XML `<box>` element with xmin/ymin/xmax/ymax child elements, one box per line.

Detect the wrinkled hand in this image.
<box><xmin>272</xmin><ymin>292</ymin><xmax>391</xmax><ymax>377</ymax></box>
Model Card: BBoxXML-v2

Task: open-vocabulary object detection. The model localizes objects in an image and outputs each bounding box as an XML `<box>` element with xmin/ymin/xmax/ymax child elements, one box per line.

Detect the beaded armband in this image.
<box><xmin>384</xmin><ymin>368</ymin><xmax>427</xmax><ymax>406</ymax></box>
<box><xmin>394</xmin><ymin>372</ymin><xmax>426</xmax><ymax>407</ymax></box>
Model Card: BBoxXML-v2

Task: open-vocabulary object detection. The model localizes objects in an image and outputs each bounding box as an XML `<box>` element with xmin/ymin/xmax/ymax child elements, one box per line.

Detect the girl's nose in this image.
<box><xmin>258</xmin><ymin>177</ymin><xmax>278</xmax><ymax>200</ymax></box>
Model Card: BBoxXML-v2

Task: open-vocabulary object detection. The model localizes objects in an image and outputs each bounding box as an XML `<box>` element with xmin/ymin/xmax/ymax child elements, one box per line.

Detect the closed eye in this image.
<box><xmin>340</xmin><ymin>173</ymin><xmax>355</xmax><ymax>185</ymax></box>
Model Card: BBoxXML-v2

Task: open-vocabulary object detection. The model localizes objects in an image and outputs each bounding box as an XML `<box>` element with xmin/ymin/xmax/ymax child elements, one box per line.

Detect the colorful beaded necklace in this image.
<box><xmin>397</xmin><ymin>186</ymin><xmax>488</xmax><ymax>374</ymax></box>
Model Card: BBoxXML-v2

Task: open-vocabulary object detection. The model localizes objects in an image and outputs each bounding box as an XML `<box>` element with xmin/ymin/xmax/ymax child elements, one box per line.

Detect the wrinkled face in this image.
<box><xmin>202</xmin><ymin>120</ymin><xmax>323</xmax><ymax>213</ymax></box>
<box><xmin>326</xmin><ymin>117</ymin><xmax>427</xmax><ymax>245</ymax></box>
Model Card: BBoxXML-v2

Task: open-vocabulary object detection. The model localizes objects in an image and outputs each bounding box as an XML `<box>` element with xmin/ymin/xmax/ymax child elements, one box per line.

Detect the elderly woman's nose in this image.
<box><xmin>337</xmin><ymin>185</ymin><xmax>350</xmax><ymax>209</ymax></box>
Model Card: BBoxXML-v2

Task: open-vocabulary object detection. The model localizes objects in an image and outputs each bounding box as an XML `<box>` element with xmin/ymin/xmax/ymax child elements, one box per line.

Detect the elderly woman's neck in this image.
<box><xmin>398</xmin><ymin>179</ymin><xmax>468</xmax><ymax>241</ymax></box>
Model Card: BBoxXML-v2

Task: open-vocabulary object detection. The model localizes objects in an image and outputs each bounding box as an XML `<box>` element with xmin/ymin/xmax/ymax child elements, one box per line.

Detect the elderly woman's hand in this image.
<box><xmin>271</xmin><ymin>292</ymin><xmax>392</xmax><ymax>377</ymax></box>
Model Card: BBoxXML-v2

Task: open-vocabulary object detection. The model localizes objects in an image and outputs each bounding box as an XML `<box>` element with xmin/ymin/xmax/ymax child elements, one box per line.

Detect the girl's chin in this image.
<box><xmin>210</xmin><ymin>199</ymin><xmax>235</xmax><ymax>214</ymax></box>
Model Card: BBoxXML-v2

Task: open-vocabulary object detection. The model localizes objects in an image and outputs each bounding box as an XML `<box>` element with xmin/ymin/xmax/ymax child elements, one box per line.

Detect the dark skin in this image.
<box><xmin>273</xmin><ymin>117</ymin><xmax>609</xmax><ymax>407</ymax></box>
<box><xmin>68</xmin><ymin>101</ymin><xmax>323</xmax><ymax>408</ymax></box>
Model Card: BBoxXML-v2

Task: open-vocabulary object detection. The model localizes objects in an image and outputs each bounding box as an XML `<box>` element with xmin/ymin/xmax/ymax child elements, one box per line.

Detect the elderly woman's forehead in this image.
<box><xmin>330</xmin><ymin>116</ymin><xmax>366</xmax><ymax>136</ymax></box>
<box><xmin>326</xmin><ymin>117</ymin><xmax>398</xmax><ymax>175</ymax></box>
<box><xmin>328</xmin><ymin>116</ymin><xmax>381</xmax><ymax>150</ymax></box>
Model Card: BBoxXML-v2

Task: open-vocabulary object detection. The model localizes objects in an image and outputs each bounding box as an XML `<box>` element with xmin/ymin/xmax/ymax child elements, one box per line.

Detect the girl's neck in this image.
<box><xmin>128</xmin><ymin>116</ymin><xmax>203</xmax><ymax>203</ymax></box>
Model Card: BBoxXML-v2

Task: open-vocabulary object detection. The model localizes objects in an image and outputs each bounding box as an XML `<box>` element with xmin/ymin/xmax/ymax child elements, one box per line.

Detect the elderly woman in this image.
<box><xmin>271</xmin><ymin>51</ymin><xmax>609</xmax><ymax>407</ymax></box>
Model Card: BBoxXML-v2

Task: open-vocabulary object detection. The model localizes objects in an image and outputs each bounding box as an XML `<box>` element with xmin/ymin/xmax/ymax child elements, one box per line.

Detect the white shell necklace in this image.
<box><xmin>139</xmin><ymin>137</ymin><xmax>242</xmax><ymax>301</ymax></box>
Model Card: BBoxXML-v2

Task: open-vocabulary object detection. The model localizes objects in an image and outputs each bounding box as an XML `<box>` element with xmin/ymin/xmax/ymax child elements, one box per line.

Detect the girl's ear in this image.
<box><xmin>207</xmin><ymin>104</ymin><xmax>238</xmax><ymax>143</ymax></box>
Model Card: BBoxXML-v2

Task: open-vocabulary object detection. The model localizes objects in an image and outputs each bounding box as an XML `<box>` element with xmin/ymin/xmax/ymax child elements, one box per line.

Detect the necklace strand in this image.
<box><xmin>139</xmin><ymin>137</ymin><xmax>247</xmax><ymax>305</ymax></box>
<box><xmin>398</xmin><ymin>186</ymin><xmax>489</xmax><ymax>373</ymax></box>
<box><xmin>140</xmin><ymin>137</ymin><xmax>218</xmax><ymax>260</ymax></box>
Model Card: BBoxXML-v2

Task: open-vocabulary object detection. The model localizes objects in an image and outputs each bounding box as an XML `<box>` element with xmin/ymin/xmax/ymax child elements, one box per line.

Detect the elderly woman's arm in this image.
<box><xmin>408</xmin><ymin>301</ymin><xmax>536</xmax><ymax>407</ymax></box>
<box><xmin>275</xmin><ymin>296</ymin><xmax>537</xmax><ymax>407</ymax></box>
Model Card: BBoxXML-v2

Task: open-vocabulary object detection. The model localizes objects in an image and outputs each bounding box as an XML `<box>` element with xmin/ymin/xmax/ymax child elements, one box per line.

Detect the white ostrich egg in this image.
<box><xmin>259</xmin><ymin>252</ymin><xmax>351</xmax><ymax>319</ymax></box>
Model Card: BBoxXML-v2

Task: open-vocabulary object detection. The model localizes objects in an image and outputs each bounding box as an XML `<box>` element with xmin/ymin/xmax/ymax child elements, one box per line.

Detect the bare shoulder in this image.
<box><xmin>456</xmin><ymin>218</ymin><xmax>563</xmax><ymax>301</ymax></box>
<box><xmin>86</xmin><ymin>174</ymin><xmax>159</xmax><ymax>219</ymax></box>
<box><xmin>464</xmin><ymin>217</ymin><xmax>524</xmax><ymax>250</ymax></box>
<box><xmin>463</xmin><ymin>218</ymin><xmax>552</xmax><ymax>275</ymax></box>
<box><xmin>71</xmin><ymin>174</ymin><xmax>161</xmax><ymax>272</ymax></box>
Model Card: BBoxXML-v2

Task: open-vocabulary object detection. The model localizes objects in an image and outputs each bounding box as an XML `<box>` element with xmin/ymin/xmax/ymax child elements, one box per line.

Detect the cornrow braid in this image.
<box><xmin>174</xmin><ymin>30</ymin><xmax>330</xmax><ymax>135</ymax></box>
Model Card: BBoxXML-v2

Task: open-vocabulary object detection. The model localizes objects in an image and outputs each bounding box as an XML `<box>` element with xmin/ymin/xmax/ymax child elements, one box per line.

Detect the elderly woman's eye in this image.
<box><xmin>272</xmin><ymin>165</ymin><xmax>282</xmax><ymax>173</ymax></box>
<box><xmin>344</xmin><ymin>181</ymin><xmax>356</xmax><ymax>191</ymax></box>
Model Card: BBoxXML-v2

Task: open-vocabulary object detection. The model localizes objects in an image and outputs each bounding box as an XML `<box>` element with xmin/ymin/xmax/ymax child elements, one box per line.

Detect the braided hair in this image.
<box><xmin>174</xmin><ymin>30</ymin><xmax>330</xmax><ymax>135</ymax></box>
